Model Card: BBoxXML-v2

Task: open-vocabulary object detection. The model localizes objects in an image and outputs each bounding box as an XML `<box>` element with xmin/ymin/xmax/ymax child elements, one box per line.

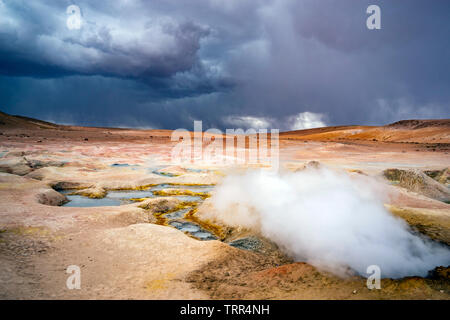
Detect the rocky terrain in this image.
<box><xmin>0</xmin><ymin>111</ymin><xmax>449</xmax><ymax>299</ymax></box>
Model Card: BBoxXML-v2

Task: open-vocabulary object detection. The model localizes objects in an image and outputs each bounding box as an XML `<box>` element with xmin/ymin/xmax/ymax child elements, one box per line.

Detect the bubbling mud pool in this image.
<box><xmin>59</xmin><ymin>184</ymin><xmax>217</xmax><ymax>241</ymax></box>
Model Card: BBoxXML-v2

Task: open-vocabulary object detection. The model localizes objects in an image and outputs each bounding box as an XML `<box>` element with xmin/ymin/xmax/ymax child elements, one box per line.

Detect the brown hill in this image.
<box><xmin>387</xmin><ymin>119</ymin><xmax>450</xmax><ymax>130</ymax></box>
<box><xmin>281</xmin><ymin>119</ymin><xmax>450</xmax><ymax>144</ymax></box>
<box><xmin>1</xmin><ymin>111</ymin><xmax>449</xmax><ymax>144</ymax></box>
<box><xmin>0</xmin><ymin>111</ymin><xmax>60</xmax><ymax>130</ymax></box>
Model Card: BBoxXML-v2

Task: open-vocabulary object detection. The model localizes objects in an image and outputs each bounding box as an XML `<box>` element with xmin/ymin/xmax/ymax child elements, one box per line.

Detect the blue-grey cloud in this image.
<box><xmin>0</xmin><ymin>0</ymin><xmax>449</xmax><ymax>130</ymax></box>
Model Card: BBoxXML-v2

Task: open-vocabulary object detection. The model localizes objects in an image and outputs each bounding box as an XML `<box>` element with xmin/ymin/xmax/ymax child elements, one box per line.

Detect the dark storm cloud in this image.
<box><xmin>0</xmin><ymin>0</ymin><xmax>449</xmax><ymax>130</ymax></box>
<box><xmin>0</xmin><ymin>1</ymin><xmax>211</xmax><ymax>78</ymax></box>
<box><xmin>227</xmin><ymin>0</ymin><xmax>450</xmax><ymax>128</ymax></box>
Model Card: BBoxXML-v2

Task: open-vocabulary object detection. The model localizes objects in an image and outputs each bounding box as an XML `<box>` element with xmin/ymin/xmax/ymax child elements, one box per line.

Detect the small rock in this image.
<box><xmin>352</xmin><ymin>290</ymin><xmax>357</xmax><ymax>294</ymax></box>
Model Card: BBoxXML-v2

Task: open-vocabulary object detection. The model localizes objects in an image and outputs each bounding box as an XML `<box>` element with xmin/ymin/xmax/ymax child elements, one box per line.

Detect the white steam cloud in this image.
<box><xmin>211</xmin><ymin>168</ymin><xmax>450</xmax><ymax>278</ymax></box>
<box><xmin>289</xmin><ymin>112</ymin><xmax>326</xmax><ymax>130</ymax></box>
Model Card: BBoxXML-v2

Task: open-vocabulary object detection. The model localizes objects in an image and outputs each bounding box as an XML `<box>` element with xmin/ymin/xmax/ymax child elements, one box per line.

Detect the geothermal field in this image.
<box><xmin>0</xmin><ymin>111</ymin><xmax>449</xmax><ymax>300</ymax></box>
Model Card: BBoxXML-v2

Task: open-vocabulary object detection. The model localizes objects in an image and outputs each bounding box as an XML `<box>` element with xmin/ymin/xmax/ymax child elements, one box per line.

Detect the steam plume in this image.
<box><xmin>211</xmin><ymin>168</ymin><xmax>450</xmax><ymax>278</ymax></box>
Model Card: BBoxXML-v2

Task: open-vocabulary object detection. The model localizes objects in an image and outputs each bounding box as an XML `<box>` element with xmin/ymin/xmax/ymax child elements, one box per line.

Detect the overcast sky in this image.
<box><xmin>0</xmin><ymin>0</ymin><xmax>449</xmax><ymax>131</ymax></box>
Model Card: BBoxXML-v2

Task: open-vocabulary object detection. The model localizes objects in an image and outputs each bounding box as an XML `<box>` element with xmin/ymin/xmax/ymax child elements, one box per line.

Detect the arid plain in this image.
<box><xmin>0</xmin><ymin>111</ymin><xmax>449</xmax><ymax>299</ymax></box>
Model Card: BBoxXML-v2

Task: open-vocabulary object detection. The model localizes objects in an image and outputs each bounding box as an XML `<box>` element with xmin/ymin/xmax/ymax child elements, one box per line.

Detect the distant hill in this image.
<box><xmin>386</xmin><ymin>119</ymin><xmax>450</xmax><ymax>130</ymax></box>
<box><xmin>1</xmin><ymin>111</ymin><xmax>449</xmax><ymax>144</ymax></box>
<box><xmin>0</xmin><ymin>111</ymin><xmax>60</xmax><ymax>129</ymax></box>
<box><xmin>281</xmin><ymin>119</ymin><xmax>450</xmax><ymax>143</ymax></box>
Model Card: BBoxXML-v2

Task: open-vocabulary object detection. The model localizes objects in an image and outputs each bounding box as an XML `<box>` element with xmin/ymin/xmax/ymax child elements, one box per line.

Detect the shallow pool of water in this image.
<box><xmin>59</xmin><ymin>184</ymin><xmax>217</xmax><ymax>241</ymax></box>
<box><xmin>173</xmin><ymin>195</ymin><xmax>203</xmax><ymax>202</ymax></box>
<box><xmin>169</xmin><ymin>221</ymin><xmax>217</xmax><ymax>240</ymax></box>
<box><xmin>150</xmin><ymin>184</ymin><xmax>214</xmax><ymax>193</ymax></box>
<box><xmin>192</xmin><ymin>231</ymin><xmax>216</xmax><ymax>240</ymax></box>
<box><xmin>107</xmin><ymin>190</ymin><xmax>154</xmax><ymax>199</ymax></box>
<box><xmin>164</xmin><ymin>208</ymin><xmax>191</xmax><ymax>219</ymax></box>
<box><xmin>63</xmin><ymin>195</ymin><xmax>121</xmax><ymax>207</ymax></box>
